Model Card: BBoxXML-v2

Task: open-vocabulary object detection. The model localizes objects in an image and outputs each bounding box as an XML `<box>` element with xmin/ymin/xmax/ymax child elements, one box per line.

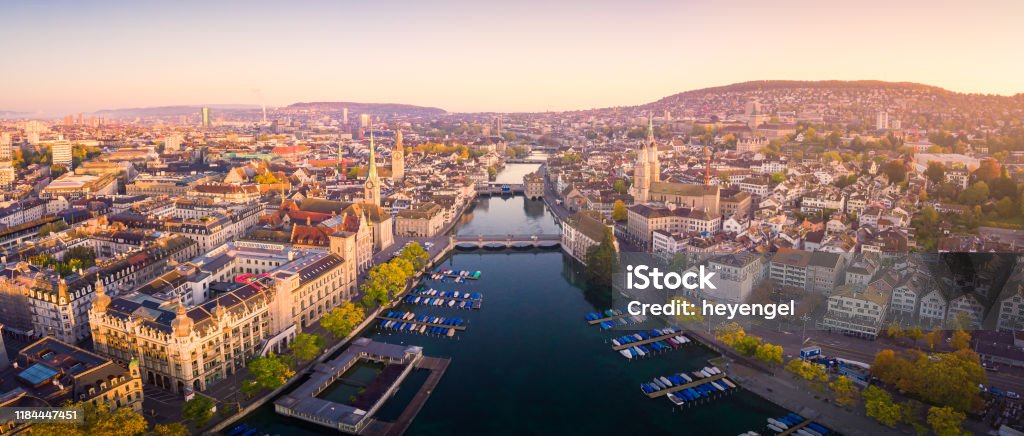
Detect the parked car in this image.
<box><xmin>1007</xmin><ymin>391</ymin><xmax>1020</xmax><ymax>399</ymax></box>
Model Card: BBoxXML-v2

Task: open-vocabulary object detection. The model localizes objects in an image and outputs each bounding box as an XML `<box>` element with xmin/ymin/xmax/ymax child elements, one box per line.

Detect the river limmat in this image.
<box><xmin>235</xmin><ymin>176</ymin><xmax>791</xmax><ymax>435</ymax></box>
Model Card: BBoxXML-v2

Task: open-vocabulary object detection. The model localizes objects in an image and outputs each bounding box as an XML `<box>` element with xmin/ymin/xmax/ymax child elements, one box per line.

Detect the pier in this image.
<box><xmin>612</xmin><ymin>332</ymin><xmax>692</xmax><ymax>351</ymax></box>
<box><xmin>376</xmin><ymin>315</ymin><xmax>468</xmax><ymax>331</ymax></box>
<box><xmin>587</xmin><ymin>313</ymin><xmax>629</xmax><ymax>325</ymax></box>
<box><xmin>645</xmin><ymin>372</ymin><xmax>727</xmax><ymax>399</ymax></box>
<box><xmin>777</xmin><ymin>419</ymin><xmax>813</xmax><ymax>436</ymax></box>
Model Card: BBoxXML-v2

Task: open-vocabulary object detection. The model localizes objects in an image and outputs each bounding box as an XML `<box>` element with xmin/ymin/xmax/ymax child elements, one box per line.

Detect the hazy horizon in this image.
<box><xmin>4</xmin><ymin>0</ymin><xmax>1023</xmax><ymax>115</ymax></box>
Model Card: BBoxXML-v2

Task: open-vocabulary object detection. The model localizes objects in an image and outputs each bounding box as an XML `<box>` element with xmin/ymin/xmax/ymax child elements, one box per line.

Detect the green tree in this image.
<box><xmin>927</xmin><ymin>406</ymin><xmax>967</xmax><ymax>436</ymax></box>
<box><xmin>613</xmin><ymin>179</ymin><xmax>628</xmax><ymax>194</ymax></box>
<box><xmin>611</xmin><ymin>199</ymin><xmax>628</xmax><ymax>222</ymax></box>
<box><xmin>973</xmin><ymin>158</ymin><xmax>1001</xmax><ymax>183</ymax></box>
<box><xmin>37</xmin><ymin>221</ymin><xmax>69</xmax><ymax>237</ymax></box>
<box><xmin>583</xmin><ymin>227</ymin><xmax>617</xmax><ymax>291</ymax></box>
<box><xmin>958</xmin><ymin>181</ymin><xmax>989</xmax><ymax>206</ymax></box>
<box><xmin>247</xmin><ymin>353</ymin><xmax>295</xmax><ymax>390</ymax></box>
<box><xmin>182</xmin><ymin>395</ymin><xmax>216</xmax><ymax>428</ymax></box>
<box><xmin>925</xmin><ymin>161</ymin><xmax>945</xmax><ymax>184</ymax></box>
<box><xmin>321</xmin><ymin>302</ymin><xmax>365</xmax><ymax>339</ymax></box>
<box><xmin>881</xmin><ymin>160</ymin><xmax>907</xmax><ymax>184</ymax></box>
<box><xmin>995</xmin><ymin>196</ymin><xmax>1016</xmax><ymax>218</ymax></box>
<box><xmin>28</xmin><ymin>402</ymin><xmax>148</xmax><ymax>436</ymax></box>
<box><xmin>291</xmin><ymin>333</ymin><xmax>324</xmax><ymax>362</ymax></box>
<box><xmin>399</xmin><ymin>243</ymin><xmax>430</xmax><ymax>270</ymax></box>
<box><xmin>769</xmin><ymin>172</ymin><xmax>786</xmax><ymax>183</ymax></box>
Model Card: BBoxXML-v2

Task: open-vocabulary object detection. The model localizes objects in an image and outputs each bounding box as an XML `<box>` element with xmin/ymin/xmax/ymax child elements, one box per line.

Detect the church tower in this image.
<box><xmin>631</xmin><ymin>133</ymin><xmax>651</xmax><ymax>204</ymax></box>
<box><xmin>392</xmin><ymin>129</ymin><xmax>405</xmax><ymax>183</ymax></box>
<box><xmin>647</xmin><ymin>115</ymin><xmax>660</xmax><ymax>183</ymax></box>
<box><xmin>364</xmin><ymin>124</ymin><xmax>381</xmax><ymax>206</ymax></box>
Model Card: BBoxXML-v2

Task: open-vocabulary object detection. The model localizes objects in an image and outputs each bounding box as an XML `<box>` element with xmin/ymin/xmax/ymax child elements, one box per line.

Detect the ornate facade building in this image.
<box><xmin>89</xmin><ymin>240</ymin><xmax>357</xmax><ymax>393</ymax></box>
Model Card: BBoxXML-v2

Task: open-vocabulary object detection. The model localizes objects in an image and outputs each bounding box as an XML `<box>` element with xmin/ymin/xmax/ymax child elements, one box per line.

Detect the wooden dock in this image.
<box><xmin>587</xmin><ymin>313</ymin><xmax>628</xmax><ymax>325</ymax></box>
<box><xmin>778</xmin><ymin>419</ymin><xmax>812</xmax><ymax>436</ymax></box>
<box><xmin>377</xmin><ymin>315</ymin><xmax>468</xmax><ymax>331</ymax></box>
<box><xmin>612</xmin><ymin>332</ymin><xmax>689</xmax><ymax>351</ymax></box>
<box><xmin>645</xmin><ymin>373</ymin><xmax>727</xmax><ymax>398</ymax></box>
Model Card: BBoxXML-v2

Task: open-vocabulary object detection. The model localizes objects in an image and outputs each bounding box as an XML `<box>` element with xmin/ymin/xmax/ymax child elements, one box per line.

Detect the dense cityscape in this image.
<box><xmin>0</xmin><ymin>79</ymin><xmax>1020</xmax><ymax>435</ymax></box>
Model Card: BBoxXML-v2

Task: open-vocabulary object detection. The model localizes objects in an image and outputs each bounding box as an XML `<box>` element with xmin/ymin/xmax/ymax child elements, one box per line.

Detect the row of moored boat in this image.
<box><xmin>378</xmin><ymin>311</ymin><xmax>465</xmax><ymax>337</ymax></box>
<box><xmin>584</xmin><ymin>309</ymin><xmax>646</xmax><ymax>330</ymax></box>
<box><xmin>763</xmin><ymin>413</ymin><xmax>829</xmax><ymax>436</ymax></box>
<box><xmin>430</xmin><ymin>268</ymin><xmax>482</xmax><ymax>282</ymax></box>
<box><xmin>614</xmin><ymin>327</ymin><xmax>691</xmax><ymax>359</ymax></box>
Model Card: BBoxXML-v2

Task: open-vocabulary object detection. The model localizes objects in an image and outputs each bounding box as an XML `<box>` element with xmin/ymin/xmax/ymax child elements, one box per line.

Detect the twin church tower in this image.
<box><xmin>630</xmin><ymin>117</ymin><xmax>660</xmax><ymax>204</ymax></box>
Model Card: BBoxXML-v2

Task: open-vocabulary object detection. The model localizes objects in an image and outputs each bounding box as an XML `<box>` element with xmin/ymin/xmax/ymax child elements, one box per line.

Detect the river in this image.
<box><xmin>235</xmin><ymin>163</ymin><xmax>789</xmax><ymax>435</ymax></box>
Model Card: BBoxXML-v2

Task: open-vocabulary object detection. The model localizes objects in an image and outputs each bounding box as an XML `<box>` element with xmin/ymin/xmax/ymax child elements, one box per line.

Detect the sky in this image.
<box><xmin>2</xmin><ymin>0</ymin><xmax>1023</xmax><ymax>115</ymax></box>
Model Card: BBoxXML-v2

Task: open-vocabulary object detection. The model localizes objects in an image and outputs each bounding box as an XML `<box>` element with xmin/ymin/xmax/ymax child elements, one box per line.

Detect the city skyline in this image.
<box><xmin>3</xmin><ymin>0</ymin><xmax>1024</xmax><ymax>115</ymax></box>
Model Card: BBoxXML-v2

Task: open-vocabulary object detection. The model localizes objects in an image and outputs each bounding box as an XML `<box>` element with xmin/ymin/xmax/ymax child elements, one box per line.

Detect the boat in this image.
<box><xmin>227</xmin><ymin>425</ymin><xmax>250</xmax><ymax>436</ymax></box>
<box><xmin>659</xmin><ymin>376</ymin><xmax>673</xmax><ymax>387</ymax></box>
<box><xmin>768</xmin><ymin>418</ymin><xmax>788</xmax><ymax>430</ymax></box>
<box><xmin>767</xmin><ymin>424</ymin><xmax>784</xmax><ymax>433</ymax></box>
<box><xmin>619</xmin><ymin>349</ymin><xmax>632</xmax><ymax>358</ymax></box>
<box><xmin>241</xmin><ymin>429</ymin><xmax>258</xmax><ymax>436</ymax></box>
<box><xmin>721</xmin><ymin>378</ymin><xmax>736</xmax><ymax>389</ymax></box>
<box><xmin>668</xmin><ymin>392</ymin><xmax>685</xmax><ymax>405</ymax></box>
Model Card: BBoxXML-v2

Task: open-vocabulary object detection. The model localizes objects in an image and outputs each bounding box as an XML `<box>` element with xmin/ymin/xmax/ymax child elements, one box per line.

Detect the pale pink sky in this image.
<box><xmin>2</xmin><ymin>0</ymin><xmax>1023</xmax><ymax>114</ymax></box>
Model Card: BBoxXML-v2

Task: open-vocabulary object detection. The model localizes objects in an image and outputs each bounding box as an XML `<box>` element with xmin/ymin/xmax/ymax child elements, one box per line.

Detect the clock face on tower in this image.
<box><xmin>366</xmin><ymin>180</ymin><xmax>376</xmax><ymax>189</ymax></box>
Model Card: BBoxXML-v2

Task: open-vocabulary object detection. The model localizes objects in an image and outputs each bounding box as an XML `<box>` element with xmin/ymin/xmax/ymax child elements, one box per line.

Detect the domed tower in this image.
<box><xmin>392</xmin><ymin>129</ymin><xmax>405</xmax><ymax>183</ymax></box>
<box><xmin>170</xmin><ymin>298</ymin><xmax>193</xmax><ymax>338</ymax></box>
<box><xmin>93</xmin><ymin>276</ymin><xmax>110</xmax><ymax>313</ymax></box>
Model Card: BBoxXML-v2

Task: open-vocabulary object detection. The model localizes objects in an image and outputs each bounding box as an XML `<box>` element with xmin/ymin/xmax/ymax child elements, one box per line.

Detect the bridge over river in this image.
<box><xmin>452</xmin><ymin>234</ymin><xmax>560</xmax><ymax>249</ymax></box>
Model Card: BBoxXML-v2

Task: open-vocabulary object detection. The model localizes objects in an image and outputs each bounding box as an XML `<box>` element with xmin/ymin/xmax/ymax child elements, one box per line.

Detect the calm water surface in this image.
<box><xmin>236</xmin><ymin>164</ymin><xmax>788</xmax><ymax>436</ymax></box>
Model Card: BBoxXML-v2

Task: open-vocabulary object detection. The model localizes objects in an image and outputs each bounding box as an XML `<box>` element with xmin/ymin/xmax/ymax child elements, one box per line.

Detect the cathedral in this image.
<box><xmin>630</xmin><ymin>116</ymin><xmax>720</xmax><ymax>215</ymax></box>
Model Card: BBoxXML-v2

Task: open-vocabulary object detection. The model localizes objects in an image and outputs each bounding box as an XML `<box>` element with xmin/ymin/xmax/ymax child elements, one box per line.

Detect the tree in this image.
<box><xmin>995</xmin><ymin>196</ymin><xmax>1016</xmax><ymax>218</ymax></box>
<box><xmin>321</xmin><ymin>302</ymin><xmax>365</xmax><ymax>339</ymax></box>
<box><xmin>769</xmin><ymin>172</ymin><xmax>786</xmax><ymax>183</ymax></box>
<box><xmin>37</xmin><ymin>221</ymin><xmax>69</xmax><ymax>237</ymax></box>
<box><xmin>153</xmin><ymin>423</ymin><xmax>190</xmax><ymax>436</ymax></box>
<box><xmin>957</xmin><ymin>181</ymin><xmax>989</xmax><ymax>206</ymax></box>
<box><xmin>253</xmin><ymin>172</ymin><xmax>281</xmax><ymax>184</ymax></box>
<box><xmin>829</xmin><ymin>376</ymin><xmax>860</xmax><ymax>408</ymax></box>
<box><xmin>755</xmin><ymin>343</ymin><xmax>784</xmax><ymax>368</ymax></box>
<box><xmin>925</xmin><ymin>161</ymin><xmax>945</xmax><ymax>184</ymax></box>
<box><xmin>613</xmin><ymin>179</ymin><xmax>628</xmax><ymax>194</ymax></box>
<box><xmin>611</xmin><ymin>200</ymin><xmax>628</xmax><ymax>222</ymax></box>
<box><xmin>399</xmin><ymin>243</ymin><xmax>430</xmax><ymax>270</ymax></box>
<box><xmin>973</xmin><ymin>158</ymin><xmax>1002</xmax><ymax>183</ymax></box>
<box><xmin>247</xmin><ymin>353</ymin><xmax>295</xmax><ymax>390</ymax></box>
<box><xmin>715</xmin><ymin>322</ymin><xmax>745</xmax><ymax>346</ymax></box>
<box><xmin>583</xmin><ymin>227</ymin><xmax>617</xmax><ymax>291</ymax></box>
<box><xmin>881</xmin><ymin>160</ymin><xmax>907</xmax><ymax>184</ymax></box>
<box><xmin>28</xmin><ymin>402</ymin><xmax>148</xmax><ymax>436</ymax></box>
<box><xmin>886</xmin><ymin>321</ymin><xmax>904</xmax><ymax>340</ymax></box>
<box><xmin>905</xmin><ymin>326</ymin><xmax>924</xmax><ymax>347</ymax></box>
<box><xmin>291</xmin><ymin>333</ymin><xmax>324</xmax><ymax>362</ymax></box>
<box><xmin>925</xmin><ymin>329</ymin><xmax>943</xmax><ymax>350</ymax></box>
<box><xmin>927</xmin><ymin>406</ymin><xmax>967</xmax><ymax>436</ymax></box>
<box><xmin>784</xmin><ymin>358</ymin><xmax>828</xmax><ymax>384</ymax></box>
<box><xmin>950</xmin><ymin>330</ymin><xmax>971</xmax><ymax>351</ymax></box>
<box><xmin>182</xmin><ymin>395</ymin><xmax>216</xmax><ymax>428</ymax></box>
<box><xmin>864</xmin><ymin>385</ymin><xmax>902</xmax><ymax>427</ymax></box>
<box><xmin>733</xmin><ymin>335</ymin><xmax>763</xmax><ymax>356</ymax></box>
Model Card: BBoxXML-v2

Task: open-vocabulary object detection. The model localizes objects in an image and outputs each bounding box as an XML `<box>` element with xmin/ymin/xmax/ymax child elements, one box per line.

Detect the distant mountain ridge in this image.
<box><xmin>285</xmin><ymin>102</ymin><xmax>446</xmax><ymax>115</ymax></box>
<box><xmin>94</xmin><ymin>104</ymin><xmax>260</xmax><ymax>118</ymax></box>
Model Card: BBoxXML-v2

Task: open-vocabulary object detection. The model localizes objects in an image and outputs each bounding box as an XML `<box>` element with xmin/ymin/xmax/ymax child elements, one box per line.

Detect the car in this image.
<box><xmin>1008</xmin><ymin>391</ymin><xmax>1021</xmax><ymax>399</ymax></box>
<box><xmin>978</xmin><ymin>384</ymin><xmax>988</xmax><ymax>393</ymax></box>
